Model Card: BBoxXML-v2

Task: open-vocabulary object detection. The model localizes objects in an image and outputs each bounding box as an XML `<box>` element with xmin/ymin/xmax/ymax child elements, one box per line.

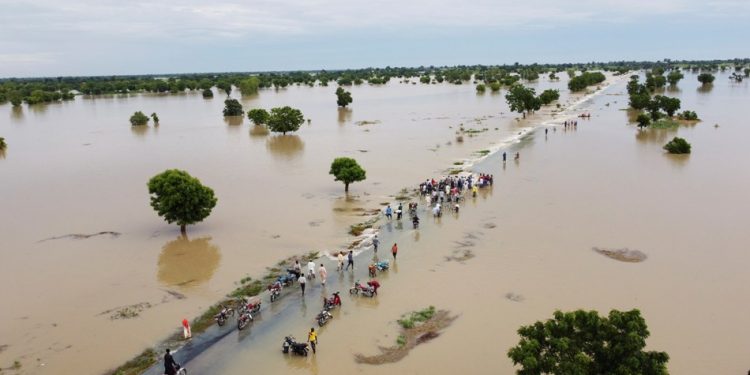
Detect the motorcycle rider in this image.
<box><xmin>367</xmin><ymin>279</ymin><xmax>381</xmax><ymax>295</ymax></box>
<box><xmin>412</xmin><ymin>215</ymin><xmax>420</xmax><ymax>228</ymax></box>
<box><xmin>164</xmin><ymin>349</ymin><xmax>177</xmax><ymax>375</ymax></box>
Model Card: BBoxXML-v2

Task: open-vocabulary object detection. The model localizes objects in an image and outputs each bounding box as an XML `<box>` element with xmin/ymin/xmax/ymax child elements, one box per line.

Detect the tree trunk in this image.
<box><xmin>180</xmin><ymin>224</ymin><xmax>187</xmax><ymax>236</ymax></box>
<box><xmin>345</xmin><ymin>183</ymin><xmax>349</xmax><ymax>192</ymax></box>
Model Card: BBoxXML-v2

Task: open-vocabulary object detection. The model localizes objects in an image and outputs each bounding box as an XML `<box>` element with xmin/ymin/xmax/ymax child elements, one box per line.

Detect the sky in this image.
<box><xmin>1</xmin><ymin>0</ymin><xmax>749</xmax><ymax>77</ymax></box>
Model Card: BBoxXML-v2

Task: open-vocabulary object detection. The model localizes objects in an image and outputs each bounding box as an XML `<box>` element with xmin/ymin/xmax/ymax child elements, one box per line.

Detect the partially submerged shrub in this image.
<box><xmin>677</xmin><ymin>110</ymin><xmax>699</xmax><ymax>121</ymax></box>
<box><xmin>663</xmin><ymin>137</ymin><xmax>691</xmax><ymax>154</ymax></box>
<box><xmin>129</xmin><ymin>111</ymin><xmax>149</xmax><ymax>126</ymax></box>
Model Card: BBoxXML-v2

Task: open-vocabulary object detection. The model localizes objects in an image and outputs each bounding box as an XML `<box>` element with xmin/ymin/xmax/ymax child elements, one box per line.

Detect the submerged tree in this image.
<box><xmin>538</xmin><ymin>89</ymin><xmax>560</xmax><ymax>105</ymax></box>
<box><xmin>636</xmin><ymin>113</ymin><xmax>651</xmax><ymax>128</ymax></box>
<box><xmin>654</xmin><ymin>95</ymin><xmax>681</xmax><ymax>117</ymax></box>
<box><xmin>508</xmin><ymin>309</ymin><xmax>669</xmax><ymax>375</ymax></box>
<box><xmin>336</xmin><ymin>87</ymin><xmax>353</xmax><ymax>107</ymax></box>
<box><xmin>151</xmin><ymin>112</ymin><xmax>160</xmax><ymax>125</ymax></box>
<box><xmin>0</xmin><ymin>137</ymin><xmax>6</xmax><ymax>150</ymax></box>
<box><xmin>667</xmin><ymin>70</ymin><xmax>684</xmax><ymax>86</ymax></box>
<box><xmin>267</xmin><ymin>106</ymin><xmax>305</xmax><ymax>135</ymax></box>
<box><xmin>223</xmin><ymin>99</ymin><xmax>244</xmax><ymax>116</ymax></box>
<box><xmin>239</xmin><ymin>77</ymin><xmax>260</xmax><ymax>95</ymax></box>
<box><xmin>476</xmin><ymin>84</ymin><xmax>486</xmax><ymax>92</ymax></box>
<box><xmin>247</xmin><ymin>108</ymin><xmax>270</xmax><ymax>125</ymax></box>
<box><xmin>130</xmin><ymin>111</ymin><xmax>149</xmax><ymax>126</ymax></box>
<box><xmin>664</xmin><ymin>137</ymin><xmax>691</xmax><ymax>154</ymax></box>
<box><xmin>202</xmin><ymin>89</ymin><xmax>214</xmax><ymax>98</ymax></box>
<box><xmin>147</xmin><ymin>169</ymin><xmax>217</xmax><ymax>235</ymax></box>
<box><xmin>697</xmin><ymin>73</ymin><xmax>715</xmax><ymax>85</ymax></box>
<box><xmin>505</xmin><ymin>84</ymin><xmax>540</xmax><ymax>118</ymax></box>
<box><xmin>329</xmin><ymin>157</ymin><xmax>366</xmax><ymax>192</ymax></box>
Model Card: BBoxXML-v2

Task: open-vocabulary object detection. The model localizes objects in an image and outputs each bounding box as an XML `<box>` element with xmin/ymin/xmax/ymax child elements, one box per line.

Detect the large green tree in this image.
<box><xmin>247</xmin><ymin>108</ymin><xmax>270</xmax><ymax>125</ymax></box>
<box><xmin>267</xmin><ymin>106</ymin><xmax>305</xmax><ymax>135</ymax></box>
<box><xmin>538</xmin><ymin>89</ymin><xmax>560</xmax><ymax>105</ymax></box>
<box><xmin>130</xmin><ymin>111</ymin><xmax>149</xmax><ymax>126</ymax></box>
<box><xmin>505</xmin><ymin>84</ymin><xmax>541</xmax><ymax>118</ymax></box>
<box><xmin>239</xmin><ymin>77</ymin><xmax>260</xmax><ymax>95</ymax></box>
<box><xmin>667</xmin><ymin>70</ymin><xmax>684</xmax><ymax>86</ymax></box>
<box><xmin>655</xmin><ymin>95</ymin><xmax>681</xmax><ymax>117</ymax></box>
<box><xmin>329</xmin><ymin>157</ymin><xmax>366</xmax><ymax>192</ymax></box>
<box><xmin>336</xmin><ymin>87</ymin><xmax>353</xmax><ymax>107</ymax></box>
<box><xmin>147</xmin><ymin>169</ymin><xmax>217</xmax><ymax>235</ymax></box>
<box><xmin>223</xmin><ymin>99</ymin><xmax>244</xmax><ymax>116</ymax></box>
<box><xmin>508</xmin><ymin>309</ymin><xmax>669</xmax><ymax>375</ymax></box>
<box><xmin>697</xmin><ymin>73</ymin><xmax>715</xmax><ymax>85</ymax></box>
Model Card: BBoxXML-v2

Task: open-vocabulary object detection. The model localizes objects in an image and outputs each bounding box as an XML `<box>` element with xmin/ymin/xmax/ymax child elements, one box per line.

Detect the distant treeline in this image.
<box><xmin>1</xmin><ymin>58</ymin><xmax>747</xmax><ymax>107</ymax></box>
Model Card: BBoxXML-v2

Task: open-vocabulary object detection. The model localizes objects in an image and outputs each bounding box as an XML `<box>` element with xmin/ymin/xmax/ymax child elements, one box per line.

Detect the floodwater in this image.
<box><xmin>2</xmin><ymin>71</ymin><xmax>749</xmax><ymax>374</ymax></box>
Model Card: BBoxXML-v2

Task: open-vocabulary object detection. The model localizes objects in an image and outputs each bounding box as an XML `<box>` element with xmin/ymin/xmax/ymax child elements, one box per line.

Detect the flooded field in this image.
<box><xmin>2</xmin><ymin>71</ymin><xmax>749</xmax><ymax>374</ymax></box>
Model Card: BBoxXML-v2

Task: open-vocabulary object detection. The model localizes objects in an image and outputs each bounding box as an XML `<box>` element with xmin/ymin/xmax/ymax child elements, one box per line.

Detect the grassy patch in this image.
<box><xmin>452</xmin><ymin>161</ymin><xmax>463</xmax><ymax>165</ymax></box>
<box><xmin>398</xmin><ymin>306</ymin><xmax>436</xmax><ymax>329</ymax></box>
<box><xmin>448</xmin><ymin>169</ymin><xmax>462</xmax><ymax>175</ymax></box>
<box><xmin>650</xmin><ymin>118</ymin><xmax>680</xmax><ymax>129</ymax></box>
<box><xmin>350</xmin><ymin>223</ymin><xmax>372</xmax><ymax>236</ymax></box>
<box><xmin>396</xmin><ymin>335</ymin><xmax>407</xmax><ymax>347</ymax></box>
<box><xmin>476</xmin><ymin>149</ymin><xmax>491</xmax><ymax>156</ymax></box>
<box><xmin>109</xmin><ymin>348</ymin><xmax>156</xmax><ymax>375</ymax></box>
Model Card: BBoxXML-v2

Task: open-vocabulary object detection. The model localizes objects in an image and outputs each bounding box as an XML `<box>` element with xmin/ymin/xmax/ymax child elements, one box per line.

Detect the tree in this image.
<box><xmin>548</xmin><ymin>72</ymin><xmax>558</xmax><ymax>80</ymax></box>
<box><xmin>697</xmin><ymin>73</ymin><xmax>715</xmax><ymax>85</ymax></box>
<box><xmin>664</xmin><ymin>137</ymin><xmax>691</xmax><ymax>154</ymax></box>
<box><xmin>508</xmin><ymin>309</ymin><xmax>669</xmax><ymax>375</ymax></box>
<box><xmin>476</xmin><ymin>84</ymin><xmax>486</xmax><ymax>92</ymax></box>
<box><xmin>223</xmin><ymin>99</ymin><xmax>244</xmax><ymax>116</ymax></box>
<box><xmin>505</xmin><ymin>84</ymin><xmax>540</xmax><ymax>118</ymax></box>
<box><xmin>147</xmin><ymin>169</ymin><xmax>217</xmax><ymax>235</ymax></box>
<box><xmin>636</xmin><ymin>113</ymin><xmax>651</xmax><ymax>128</ymax></box>
<box><xmin>247</xmin><ymin>108</ymin><xmax>270</xmax><ymax>125</ymax></box>
<box><xmin>568</xmin><ymin>71</ymin><xmax>606</xmax><ymax>92</ymax></box>
<box><xmin>217</xmin><ymin>81</ymin><xmax>232</xmax><ymax>96</ymax></box>
<box><xmin>655</xmin><ymin>95</ymin><xmax>681</xmax><ymax>117</ymax></box>
<box><xmin>336</xmin><ymin>87</ymin><xmax>353</xmax><ymax>107</ymax></box>
<box><xmin>646</xmin><ymin>99</ymin><xmax>663</xmax><ymax>121</ymax></box>
<box><xmin>130</xmin><ymin>111</ymin><xmax>149</xmax><ymax>126</ymax></box>
<box><xmin>151</xmin><ymin>112</ymin><xmax>159</xmax><ymax>125</ymax></box>
<box><xmin>329</xmin><ymin>157</ymin><xmax>366</xmax><ymax>192</ymax></box>
<box><xmin>677</xmin><ymin>110</ymin><xmax>699</xmax><ymax>121</ymax></box>
<box><xmin>667</xmin><ymin>70</ymin><xmax>684</xmax><ymax>85</ymax></box>
<box><xmin>0</xmin><ymin>137</ymin><xmax>6</xmax><ymax>150</ymax></box>
<box><xmin>202</xmin><ymin>89</ymin><xmax>213</xmax><ymax>98</ymax></box>
<box><xmin>538</xmin><ymin>89</ymin><xmax>560</xmax><ymax>105</ymax></box>
<box><xmin>239</xmin><ymin>77</ymin><xmax>260</xmax><ymax>95</ymax></box>
<box><xmin>489</xmin><ymin>82</ymin><xmax>501</xmax><ymax>92</ymax></box>
<box><xmin>267</xmin><ymin>106</ymin><xmax>304</xmax><ymax>135</ymax></box>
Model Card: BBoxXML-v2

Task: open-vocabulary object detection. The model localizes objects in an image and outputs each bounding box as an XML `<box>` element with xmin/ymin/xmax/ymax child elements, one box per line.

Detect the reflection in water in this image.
<box><xmin>697</xmin><ymin>84</ymin><xmax>713</xmax><ymax>94</ymax></box>
<box><xmin>224</xmin><ymin>116</ymin><xmax>244</xmax><ymax>126</ymax></box>
<box><xmin>337</xmin><ymin>107</ymin><xmax>352</xmax><ymax>124</ymax></box>
<box><xmin>249</xmin><ymin>125</ymin><xmax>270</xmax><ymax>138</ymax></box>
<box><xmin>130</xmin><ymin>125</ymin><xmax>149</xmax><ymax>137</ymax></box>
<box><xmin>266</xmin><ymin>135</ymin><xmax>304</xmax><ymax>160</ymax></box>
<box><xmin>10</xmin><ymin>106</ymin><xmax>23</xmax><ymax>120</ymax></box>
<box><xmin>664</xmin><ymin>153</ymin><xmax>689</xmax><ymax>168</ymax></box>
<box><xmin>157</xmin><ymin>235</ymin><xmax>221</xmax><ymax>288</ymax></box>
<box><xmin>0</xmin><ymin>149</ymin><xmax>5</xmax><ymax>159</ymax></box>
<box><xmin>28</xmin><ymin>103</ymin><xmax>49</xmax><ymax>115</ymax></box>
<box><xmin>635</xmin><ymin>128</ymin><xmax>676</xmax><ymax>144</ymax></box>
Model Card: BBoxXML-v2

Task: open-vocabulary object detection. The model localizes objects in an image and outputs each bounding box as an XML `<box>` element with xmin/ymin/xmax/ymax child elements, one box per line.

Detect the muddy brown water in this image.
<box><xmin>2</xmin><ymin>72</ymin><xmax>749</xmax><ymax>374</ymax></box>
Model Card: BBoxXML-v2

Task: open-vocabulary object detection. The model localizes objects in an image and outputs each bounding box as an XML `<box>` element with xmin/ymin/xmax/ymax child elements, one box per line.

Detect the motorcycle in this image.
<box><xmin>349</xmin><ymin>280</ymin><xmax>377</xmax><ymax>297</ymax></box>
<box><xmin>375</xmin><ymin>260</ymin><xmax>390</xmax><ymax>272</ymax></box>
<box><xmin>237</xmin><ymin>297</ymin><xmax>261</xmax><ymax>330</ymax></box>
<box><xmin>316</xmin><ymin>309</ymin><xmax>333</xmax><ymax>326</ymax></box>
<box><xmin>282</xmin><ymin>336</ymin><xmax>309</xmax><ymax>356</ymax></box>
<box><xmin>213</xmin><ymin>304</ymin><xmax>234</xmax><ymax>327</ymax></box>
<box><xmin>412</xmin><ymin>215</ymin><xmax>420</xmax><ymax>229</ymax></box>
<box><xmin>323</xmin><ymin>292</ymin><xmax>342</xmax><ymax>310</ymax></box>
<box><xmin>278</xmin><ymin>272</ymin><xmax>296</xmax><ymax>287</ymax></box>
<box><xmin>267</xmin><ymin>282</ymin><xmax>282</xmax><ymax>302</ymax></box>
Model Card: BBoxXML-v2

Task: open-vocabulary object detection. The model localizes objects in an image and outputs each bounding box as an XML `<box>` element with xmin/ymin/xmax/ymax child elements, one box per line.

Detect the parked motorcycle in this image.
<box><xmin>277</xmin><ymin>273</ymin><xmax>295</xmax><ymax>287</ymax></box>
<box><xmin>316</xmin><ymin>309</ymin><xmax>333</xmax><ymax>326</ymax></box>
<box><xmin>323</xmin><ymin>291</ymin><xmax>342</xmax><ymax>310</ymax></box>
<box><xmin>213</xmin><ymin>304</ymin><xmax>234</xmax><ymax>327</ymax></box>
<box><xmin>237</xmin><ymin>309</ymin><xmax>253</xmax><ymax>330</ymax></box>
<box><xmin>282</xmin><ymin>336</ymin><xmax>309</xmax><ymax>356</ymax></box>
<box><xmin>375</xmin><ymin>260</ymin><xmax>390</xmax><ymax>272</ymax></box>
<box><xmin>268</xmin><ymin>282</ymin><xmax>282</xmax><ymax>302</ymax></box>
<box><xmin>237</xmin><ymin>297</ymin><xmax>261</xmax><ymax>330</ymax></box>
<box><xmin>349</xmin><ymin>280</ymin><xmax>377</xmax><ymax>297</ymax></box>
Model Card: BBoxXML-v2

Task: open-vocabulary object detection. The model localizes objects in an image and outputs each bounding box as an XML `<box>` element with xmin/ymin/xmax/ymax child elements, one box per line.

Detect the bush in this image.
<box><xmin>568</xmin><ymin>71</ymin><xmax>606</xmax><ymax>92</ymax></box>
<box><xmin>636</xmin><ymin>113</ymin><xmax>651</xmax><ymax>128</ymax></box>
<box><xmin>697</xmin><ymin>73</ymin><xmax>715</xmax><ymax>85</ymax></box>
<box><xmin>489</xmin><ymin>82</ymin><xmax>501</xmax><ymax>92</ymax></box>
<box><xmin>223</xmin><ymin>99</ymin><xmax>244</xmax><ymax>116</ymax></box>
<box><xmin>129</xmin><ymin>111</ymin><xmax>149</xmax><ymax>126</ymax></box>
<box><xmin>247</xmin><ymin>108</ymin><xmax>270</xmax><ymax>125</ymax></box>
<box><xmin>663</xmin><ymin>137</ymin><xmax>691</xmax><ymax>154</ymax></box>
<box><xmin>677</xmin><ymin>110</ymin><xmax>699</xmax><ymax>121</ymax></box>
<box><xmin>475</xmin><ymin>84</ymin><xmax>486</xmax><ymax>92</ymax></box>
<box><xmin>202</xmin><ymin>89</ymin><xmax>213</xmax><ymax>98</ymax></box>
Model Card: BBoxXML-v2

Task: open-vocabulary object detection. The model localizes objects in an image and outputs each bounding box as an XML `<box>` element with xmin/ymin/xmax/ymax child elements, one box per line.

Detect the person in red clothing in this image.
<box><xmin>182</xmin><ymin>318</ymin><xmax>191</xmax><ymax>339</ymax></box>
<box><xmin>367</xmin><ymin>279</ymin><xmax>380</xmax><ymax>295</ymax></box>
<box><xmin>391</xmin><ymin>243</ymin><xmax>398</xmax><ymax>260</ymax></box>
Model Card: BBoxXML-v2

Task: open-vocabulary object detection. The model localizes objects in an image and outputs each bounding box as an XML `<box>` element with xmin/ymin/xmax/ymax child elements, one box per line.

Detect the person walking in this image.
<box><xmin>164</xmin><ymin>349</ymin><xmax>178</xmax><ymax>375</ymax></box>
<box><xmin>345</xmin><ymin>251</ymin><xmax>354</xmax><ymax>271</ymax></box>
<box><xmin>502</xmin><ymin>152</ymin><xmax>507</xmax><ymax>163</ymax></box>
<box><xmin>308</xmin><ymin>327</ymin><xmax>318</xmax><ymax>354</ymax></box>
<box><xmin>391</xmin><ymin>243</ymin><xmax>398</xmax><ymax>260</ymax></box>
<box><xmin>337</xmin><ymin>252</ymin><xmax>344</xmax><ymax>271</ymax></box>
<box><xmin>372</xmin><ymin>235</ymin><xmax>379</xmax><ymax>252</ymax></box>
<box><xmin>319</xmin><ymin>263</ymin><xmax>327</xmax><ymax>286</ymax></box>
<box><xmin>307</xmin><ymin>260</ymin><xmax>316</xmax><ymax>279</ymax></box>
<box><xmin>385</xmin><ymin>205</ymin><xmax>393</xmax><ymax>220</ymax></box>
<box><xmin>298</xmin><ymin>273</ymin><xmax>307</xmax><ymax>296</ymax></box>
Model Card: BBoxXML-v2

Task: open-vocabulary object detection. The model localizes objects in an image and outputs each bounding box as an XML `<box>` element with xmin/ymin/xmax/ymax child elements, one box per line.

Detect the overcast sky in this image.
<box><xmin>1</xmin><ymin>0</ymin><xmax>748</xmax><ymax>77</ymax></box>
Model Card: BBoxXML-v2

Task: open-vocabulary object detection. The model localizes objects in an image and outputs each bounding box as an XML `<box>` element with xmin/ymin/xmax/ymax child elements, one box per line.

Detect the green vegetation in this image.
<box><xmin>267</xmin><ymin>106</ymin><xmax>304</xmax><ymax>134</ymax></box>
<box><xmin>508</xmin><ymin>309</ymin><xmax>669</xmax><ymax>375</ymax></box>
<box><xmin>223</xmin><ymin>99</ymin><xmax>243</xmax><ymax>116</ymax></box>
<box><xmin>667</xmin><ymin>70</ymin><xmax>684</xmax><ymax>85</ymax></box>
<box><xmin>336</xmin><ymin>87</ymin><xmax>353</xmax><ymax>107</ymax></box>
<box><xmin>567</xmin><ymin>71</ymin><xmax>606</xmax><ymax>92</ymax></box>
<box><xmin>238</xmin><ymin>77</ymin><xmax>260</xmax><ymax>95</ymax></box>
<box><xmin>0</xmin><ymin>137</ymin><xmax>6</xmax><ymax>150</ymax></box>
<box><xmin>147</xmin><ymin>169</ymin><xmax>217</xmax><ymax>234</ymax></box>
<box><xmin>636</xmin><ymin>113</ymin><xmax>651</xmax><ymax>128</ymax></box>
<box><xmin>650</xmin><ymin>118</ymin><xmax>680</xmax><ymax>129</ymax></box>
<box><xmin>645</xmin><ymin>72</ymin><xmax>667</xmax><ymax>90</ymax></box>
<box><xmin>548</xmin><ymin>72</ymin><xmax>558</xmax><ymax>80</ymax></box>
<box><xmin>475</xmin><ymin>84</ymin><xmax>486</xmax><ymax>92</ymax></box>
<box><xmin>228</xmin><ymin>278</ymin><xmax>263</xmax><ymax>299</ymax></box>
<box><xmin>476</xmin><ymin>149</ymin><xmax>491</xmax><ymax>156</ymax></box>
<box><xmin>129</xmin><ymin>111</ymin><xmax>149</xmax><ymax>126</ymax></box>
<box><xmin>329</xmin><ymin>157</ymin><xmax>366</xmax><ymax>192</ymax></box>
<box><xmin>397</xmin><ymin>306</ymin><xmax>436</xmax><ymax>329</ymax></box>
<box><xmin>489</xmin><ymin>82</ymin><xmax>501</xmax><ymax>92</ymax></box>
<box><xmin>505</xmin><ymin>84</ymin><xmax>540</xmax><ymax>117</ymax></box>
<box><xmin>698</xmin><ymin>73</ymin><xmax>715</xmax><ymax>85</ymax></box>
<box><xmin>202</xmin><ymin>89</ymin><xmax>213</xmax><ymax>98</ymax></box>
<box><xmin>538</xmin><ymin>89</ymin><xmax>560</xmax><ymax>105</ymax></box>
<box><xmin>677</xmin><ymin>110</ymin><xmax>699</xmax><ymax>121</ymax></box>
<box><xmin>663</xmin><ymin>137</ymin><xmax>691</xmax><ymax>154</ymax></box>
<box><xmin>150</xmin><ymin>112</ymin><xmax>159</xmax><ymax>125</ymax></box>
<box><xmin>396</xmin><ymin>334</ymin><xmax>407</xmax><ymax>347</ymax></box>
<box><xmin>247</xmin><ymin>108</ymin><xmax>270</xmax><ymax>125</ymax></box>
<box><xmin>110</xmin><ymin>348</ymin><xmax>157</xmax><ymax>375</ymax></box>
<box><xmin>654</xmin><ymin>95</ymin><xmax>681</xmax><ymax>117</ymax></box>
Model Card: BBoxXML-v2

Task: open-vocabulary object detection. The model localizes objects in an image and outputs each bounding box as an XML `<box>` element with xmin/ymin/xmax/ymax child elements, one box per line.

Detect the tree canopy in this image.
<box><xmin>336</xmin><ymin>87</ymin><xmax>353</xmax><ymax>107</ymax></box>
<box><xmin>202</xmin><ymin>89</ymin><xmax>213</xmax><ymax>98</ymax></box>
<box><xmin>247</xmin><ymin>108</ymin><xmax>270</xmax><ymax>125</ymax></box>
<box><xmin>329</xmin><ymin>157</ymin><xmax>366</xmax><ymax>192</ymax></box>
<box><xmin>508</xmin><ymin>309</ymin><xmax>669</xmax><ymax>375</ymax></box>
<box><xmin>267</xmin><ymin>106</ymin><xmax>305</xmax><ymax>135</ymax></box>
<box><xmin>223</xmin><ymin>99</ymin><xmax>244</xmax><ymax>116</ymax></box>
<box><xmin>568</xmin><ymin>71</ymin><xmax>606</xmax><ymax>92</ymax></box>
<box><xmin>147</xmin><ymin>169</ymin><xmax>217</xmax><ymax>234</ymax></box>
<box><xmin>538</xmin><ymin>89</ymin><xmax>560</xmax><ymax>105</ymax></box>
<box><xmin>238</xmin><ymin>77</ymin><xmax>260</xmax><ymax>95</ymax></box>
<box><xmin>505</xmin><ymin>84</ymin><xmax>541</xmax><ymax>116</ymax></box>
<box><xmin>667</xmin><ymin>70</ymin><xmax>684</xmax><ymax>85</ymax></box>
<box><xmin>697</xmin><ymin>73</ymin><xmax>715</xmax><ymax>85</ymax></box>
<box><xmin>664</xmin><ymin>137</ymin><xmax>691</xmax><ymax>154</ymax></box>
<box><xmin>0</xmin><ymin>137</ymin><xmax>6</xmax><ymax>150</ymax></box>
<box><xmin>130</xmin><ymin>111</ymin><xmax>149</xmax><ymax>126</ymax></box>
